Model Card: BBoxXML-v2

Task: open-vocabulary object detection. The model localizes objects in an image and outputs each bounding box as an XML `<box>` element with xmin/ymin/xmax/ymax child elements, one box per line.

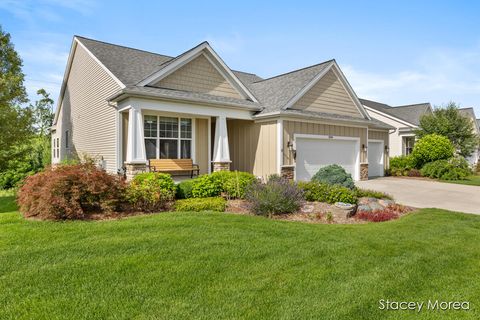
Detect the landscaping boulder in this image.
<box><xmin>357</xmin><ymin>204</ymin><xmax>372</xmax><ymax>213</ymax></box>
<box><xmin>378</xmin><ymin>199</ymin><xmax>395</xmax><ymax>207</ymax></box>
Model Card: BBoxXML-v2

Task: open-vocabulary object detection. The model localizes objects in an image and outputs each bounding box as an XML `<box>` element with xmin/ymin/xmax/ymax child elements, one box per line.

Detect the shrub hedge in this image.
<box><xmin>190</xmin><ymin>171</ymin><xmax>256</xmax><ymax>199</ymax></box>
<box><xmin>17</xmin><ymin>164</ymin><xmax>126</xmax><ymax>220</ymax></box>
<box><xmin>298</xmin><ymin>181</ymin><xmax>358</xmax><ymax>204</ymax></box>
<box><xmin>389</xmin><ymin>155</ymin><xmax>415</xmax><ymax>176</ymax></box>
<box><xmin>126</xmin><ymin>172</ymin><xmax>176</xmax><ymax>211</ymax></box>
<box><xmin>176</xmin><ymin>179</ymin><xmax>194</xmax><ymax>199</ymax></box>
<box><xmin>420</xmin><ymin>156</ymin><xmax>471</xmax><ymax>180</ymax></box>
<box><xmin>174</xmin><ymin>197</ymin><xmax>226</xmax><ymax>212</ymax></box>
<box><xmin>311</xmin><ymin>164</ymin><xmax>355</xmax><ymax>189</ymax></box>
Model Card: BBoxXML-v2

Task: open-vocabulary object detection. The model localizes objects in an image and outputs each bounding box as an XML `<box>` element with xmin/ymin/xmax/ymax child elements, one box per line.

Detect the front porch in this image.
<box><xmin>117</xmin><ymin>97</ymin><xmax>255</xmax><ymax>179</ymax></box>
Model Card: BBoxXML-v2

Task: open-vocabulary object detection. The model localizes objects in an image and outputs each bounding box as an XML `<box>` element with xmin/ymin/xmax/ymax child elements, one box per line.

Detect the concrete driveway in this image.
<box><xmin>356</xmin><ymin>177</ymin><xmax>480</xmax><ymax>214</ymax></box>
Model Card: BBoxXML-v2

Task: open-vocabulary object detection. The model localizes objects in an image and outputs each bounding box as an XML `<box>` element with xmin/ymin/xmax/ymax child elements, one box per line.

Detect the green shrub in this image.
<box><xmin>311</xmin><ymin>164</ymin><xmax>355</xmax><ymax>189</ymax></box>
<box><xmin>221</xmin><ymin>171</ymin><xmax>257</xmax><ymax>199</ymax></box>
<box><xmin>421</xmin><ymin>156</ymin><xmax>472</xmax><ymax>180</ymax></box>
<box><xmin>126</xmin><ymin>172</ymin><xmax>176</xmax><ymax>211</ymax></box>
<box><xmin>298</xmin><ymin>181</ymin><xmax>358</xmax><ymax>204</ymax></box>
<box><xmin>246</xmin><ymin>176</ymin><xmax>304</xmax><ymax>217</ymax></box>
<box><xmin>389</xmin><ymin>155</ymin><xmax>415</xmax><ymax>176</ymax></box>
<box><xmin>176</xmin><ymin>179</ymin><xmax>194</xmax><ymax>199</ymax></box>
<box><xmin>355</xmin><ymin>188</ymin><xmax>393</xmax><ymax>200</ymax></box>
<box><xmin>411</xmin><ymin>134</ymin><xmax>454</xmax><ymax>168</ymax></box>
<box><xmin>174</xmin><ymin>197</ymin><xmax>226</xmax><ymax>212</ymax></box>
<box><xmin>191</xmin><ymin>173</ymin><xmax>224</xmax><ymax>198</ymax></box>
<box><xmin>190</xmin><ymin>171</ymin><xmax>256</xmax><ymax>199</ymax></box>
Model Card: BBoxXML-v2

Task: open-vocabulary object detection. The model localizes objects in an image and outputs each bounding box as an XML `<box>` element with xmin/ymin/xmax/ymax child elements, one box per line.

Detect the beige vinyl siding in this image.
<box><xmin>228</xmin><ymin>120</ymin><xmax>277</xmax><ymax>178</ymax></box>
<box><xmin>369</xmin><ymin>129</ymin><xmax>390</xmax><ymax>169</ymax></box>
<box><xmin>154</xmin><ymin>54</ymin><xmax>242</xmax><ymax>99</ymax></box>
<box><xmin>293</xmin><ymin>69</ymin><xmax>362</xmax><ymax>118</ymax></box>
<box><xmin>195</xmin><ymin>118</ymin><xmax>209</xmax><ymax>174</ymax></box>
<box><xmin>58</xmin><ymin>44</ymin><xmax>121</xmax><ymax>172</ymax></box>
<box><xmin>283</xmin><ymin>120</ymin><xmax>368</xmax><ymax>165</ymax></box>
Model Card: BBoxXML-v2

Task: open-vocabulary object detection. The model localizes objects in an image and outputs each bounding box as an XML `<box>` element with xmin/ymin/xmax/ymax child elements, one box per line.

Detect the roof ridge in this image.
<box><xmin>394</xmin><ymin>102</ymin><xmax>430</xmax><ymax>108</ymax></box>
<box><xmin>252</xmin><ymin>59</ymin><xmax>335</xmax><ymax>83</ymax></box>
<box><xmin>75</xmin><ymin>35</ymin><xmax>174</xmax><ymax>59</ymax></box>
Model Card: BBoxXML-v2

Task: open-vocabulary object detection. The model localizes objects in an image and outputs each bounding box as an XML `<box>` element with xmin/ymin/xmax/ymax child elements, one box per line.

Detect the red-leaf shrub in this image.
<box><xmin>17</xmin><ymin>164</ymin><xmax>126</xmax><ymax>220</ymax></box>
<box><xmin>356</xmin><ymin>205</ymin><xmax>406</xmax><ymax>222</ymax></box>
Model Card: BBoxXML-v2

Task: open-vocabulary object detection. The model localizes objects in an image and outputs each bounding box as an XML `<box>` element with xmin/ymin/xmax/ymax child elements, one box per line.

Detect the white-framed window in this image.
<box><xmin>53</xmin><ymin>137</ymin><xmax>60</xmax><ymax>159</ymax></box>
<box><xmin>65</xmin><ymin>130</ymin><xmax>69</xmax><ymax>149</ymax></box>
<box><xmin>404</xmin><ymin>136</ymin><xmax>415</xmax><ymax>155</ymax></box>
<box><xmin>144</xmin><ymin>115</ymin><xmax>193</xmax><ymax>160</ymax></box>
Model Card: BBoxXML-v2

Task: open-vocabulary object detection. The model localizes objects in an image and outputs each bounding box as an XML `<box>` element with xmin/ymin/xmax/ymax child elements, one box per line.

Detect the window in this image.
<box><xmin>53</xmin><ymin>137</ymin><xmax>60</xmax><ymax>159</ymax></box>
<box><xmin>144</xmin><ymin>116</ymin><xmax>193</xmax><ymax>160</ymax></box>
<box><xmin>65</xmin><ymin>130</ymin><xmax>69</xmax><ymax>149</ymax></box>
<box><xmin>404</xmin><ymin>136</ymin><xmax>415</xmax><ymax>155</ymax></box>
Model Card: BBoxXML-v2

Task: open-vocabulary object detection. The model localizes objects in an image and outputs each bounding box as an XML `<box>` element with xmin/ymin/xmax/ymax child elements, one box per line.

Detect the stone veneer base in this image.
<box><xmin>360</xmin><ymin>163</ymin><xmax>369</xmax><ymax>181</ymax></box>
<box><xmin>213</xmin><ymin>162</ymin><xmax>231</xmax><ymax>172</ymax></box>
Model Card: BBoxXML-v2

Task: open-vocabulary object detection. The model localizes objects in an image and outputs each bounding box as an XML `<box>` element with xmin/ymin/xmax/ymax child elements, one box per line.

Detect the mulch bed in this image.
<box><xmin>226</xmin><ymin>199</ymin><xmax>415</xmax><ymax>224</ymax></box>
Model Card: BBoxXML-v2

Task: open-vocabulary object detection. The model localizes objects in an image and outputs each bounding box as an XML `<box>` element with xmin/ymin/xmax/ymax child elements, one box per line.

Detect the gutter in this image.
<box><xmin>253</xmin><ymin>111</ymin><xmax>395</xmax><ymax>130</ymax></box>
<box><xmin>107</xmin><ymin>88</ymin><xmax>262</xmax><ymax>112</ymax></box>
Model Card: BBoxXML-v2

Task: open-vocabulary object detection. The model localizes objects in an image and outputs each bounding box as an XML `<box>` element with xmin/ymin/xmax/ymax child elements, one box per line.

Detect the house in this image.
<box><xmin>51</xmin><ymin>36</ymin><xmax>392</xmax><ymax>181</ymax></box>
<box><xmin>360</xmin><ymin>99</ymin><xmax>432</xmax><ymax>157</ymax></box>
<box><xmin>458</xmin><ymin>108</ymin><xmax>480</xmax><ymax>165</ymax></box>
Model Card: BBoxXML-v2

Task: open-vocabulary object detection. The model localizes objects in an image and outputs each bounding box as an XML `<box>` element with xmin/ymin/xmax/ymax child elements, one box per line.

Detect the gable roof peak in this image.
<box><xmin>253</xmin><ymin>59</ymin><xmax>335</xmax><ymax>83</ymax></box>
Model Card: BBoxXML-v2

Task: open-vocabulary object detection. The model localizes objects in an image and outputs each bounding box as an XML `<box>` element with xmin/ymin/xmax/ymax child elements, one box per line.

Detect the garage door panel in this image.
<box><xmin>368</xmin><ymin>141</ymin><xmax>384</xmax><ymax>177</ymax></box>
<box><xmin>296</xmin><ymin>137</ymin><xmax>359</xmax><ymax>181</ymax></box>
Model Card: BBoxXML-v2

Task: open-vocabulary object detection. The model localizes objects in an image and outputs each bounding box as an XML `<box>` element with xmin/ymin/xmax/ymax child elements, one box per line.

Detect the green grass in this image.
<box><xmin>440</xmin><ymin>175</ymin><xmax>480</xmax><ymax>186</ymax></box>
<box><xmin>1</xmin><ymin>195</ymin><xmax>480</xmax><ymax>319</ymax></box>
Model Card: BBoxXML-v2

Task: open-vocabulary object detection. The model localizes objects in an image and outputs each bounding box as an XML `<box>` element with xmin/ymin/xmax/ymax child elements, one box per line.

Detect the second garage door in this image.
<box><xmin>368</xmin><ymin>140</ymin><xmax>384</xmax><ymax>177</ymax></box>
<box><xmin>295</xmin><ymin>136</ymin><xmax>359</xmax><ymax>181</ymax></box>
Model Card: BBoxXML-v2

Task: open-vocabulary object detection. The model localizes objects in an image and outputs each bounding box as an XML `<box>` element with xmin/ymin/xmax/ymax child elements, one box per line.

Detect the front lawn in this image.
<box><xmin>440</xmin><ymin>175</ymin><xmax>480</xmax><ymax>186</ymax></box>
<box><xmin>1</xmin><ymin>194</ymin><xmax>479</xmax><ymax>319</ymax></box>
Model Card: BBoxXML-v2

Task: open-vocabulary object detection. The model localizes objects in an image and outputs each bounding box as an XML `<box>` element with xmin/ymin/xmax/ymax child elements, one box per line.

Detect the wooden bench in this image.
<box><xmin>148</xmin><ymin>159</ymin><xmax>199</xmax><ymax>177</ymax></box>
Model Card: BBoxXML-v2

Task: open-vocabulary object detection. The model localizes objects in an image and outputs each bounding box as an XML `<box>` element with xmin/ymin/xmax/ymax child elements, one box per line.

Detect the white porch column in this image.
<box><xmin>124</xmin><ymin>106</ymin><xmax>147</xmax><ymax>178</ymax></box>
<box><xmin>212</xmin><ymin>115</ymin><xmax>231</xmax><ymax>171</ymax></box>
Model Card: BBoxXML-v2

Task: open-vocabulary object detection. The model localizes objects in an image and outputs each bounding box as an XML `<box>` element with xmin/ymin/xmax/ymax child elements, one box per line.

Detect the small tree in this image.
<box><xmin>415</xmin><ymin>102</ymin><xmax>479</xmax><ymax>158</ymax></box>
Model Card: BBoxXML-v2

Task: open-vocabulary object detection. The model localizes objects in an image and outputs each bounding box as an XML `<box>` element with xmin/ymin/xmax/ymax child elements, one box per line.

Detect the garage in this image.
<box><xmin>367</xmin><ymin>140</ymin><xmax>384</xmax><ymax>177</ymax></box>
<box><xmin>295</xmin><ymin>135</ymin><xmax>360</xmax><ymax>181</ymax></box>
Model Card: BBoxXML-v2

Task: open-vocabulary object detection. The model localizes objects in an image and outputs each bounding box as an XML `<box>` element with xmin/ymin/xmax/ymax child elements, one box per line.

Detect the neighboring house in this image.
<box><xmin>360</xmin><ymin>99</ymin><xmax>432</xmax><ymax>157</ymax></box>
<box><xmin>458</xmin><ymin>108</ymin><xmax>480</xmax><ymax>165</ymax></box>
<box><xmin>51</xmin><ymin>36</ymin><xmax>392</xmax><ymax>181</ymax></box>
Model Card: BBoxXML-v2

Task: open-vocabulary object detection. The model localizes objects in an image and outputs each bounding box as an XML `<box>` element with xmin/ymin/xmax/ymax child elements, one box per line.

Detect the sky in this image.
<box><xmin>1</xmin><ymin>0</ymin><xmax>480</xmax><ymax>116</ymax></box>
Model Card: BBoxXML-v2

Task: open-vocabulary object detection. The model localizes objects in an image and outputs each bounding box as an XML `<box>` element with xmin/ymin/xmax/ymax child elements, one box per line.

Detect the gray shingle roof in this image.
<box><xmin>76</xmin><ymin>36</ymin><xmax>173</xmax><ymax>86</ymax></box>
<box><xmin>109</xmin><ymin>86</ymin><xmax>261</xmax><ymax>110</ymax></box>
<box><xmin>250</xmin><ymin>61</ymin><xmax>333</xmax><ymax>113</ymax></box>
<box><xmin>255</xmin><ymin>108</ymin><xmax>393</xmax><ymax>129</ymax></box>
<box><xmin>75</xmin><ymin>36</ymin><xmax>390</xmax><ymax>129</ymax></box>
<box><xmin>360</xmin><ymin>98</ymin><xmax>431</xmax><ymax>126</ymax></box>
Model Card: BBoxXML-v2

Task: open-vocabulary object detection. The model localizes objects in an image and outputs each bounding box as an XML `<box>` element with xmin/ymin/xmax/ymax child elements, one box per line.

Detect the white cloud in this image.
<box><xmin>0</xmin><ymin>0</ymin><xmax>96</xmax><ymax>23</ymax></box>
<box><xmin>341</xmin><ymin>44</ymin><xmax>480</xmax><ymax>112</ymax></box>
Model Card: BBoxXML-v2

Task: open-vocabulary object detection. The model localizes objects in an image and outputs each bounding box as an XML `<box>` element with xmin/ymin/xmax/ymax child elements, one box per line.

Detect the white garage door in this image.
<box><xmin>295</xmin><ymin>136</ymin><xmax>359</xmax><ymax>181</ymax></box>
<box><xmin>368</xmin><ymin>140</ymin><xmax>384</xmax><ymax>177</ymax></box>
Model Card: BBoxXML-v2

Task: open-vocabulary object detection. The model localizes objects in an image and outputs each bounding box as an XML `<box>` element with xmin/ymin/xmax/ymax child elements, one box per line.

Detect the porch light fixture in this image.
<box><xmin>362</xmin><ymin>144</ymin><xmax>367</xmax><ymax>153</ymax></box>
<box><xmin>385</xmin><ymin>145</ymin><xmax>390</xmax><ymax>153</ymax></box>
<box><xmin>287</xmin><ymin>140</ymin><xmax>297</xmax><ymax>160</ymax></box>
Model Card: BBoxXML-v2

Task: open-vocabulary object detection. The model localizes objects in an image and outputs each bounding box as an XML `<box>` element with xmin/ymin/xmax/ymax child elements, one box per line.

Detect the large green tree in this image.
<box><xmin>0</xmin><ymin>25</ymin><xmax>32</xmax><ymax>171</ymax></box>
<box><xmin>415</xmin><ymin>102</ymin><xmax>479</xmax><ymax>158</ymax></box>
